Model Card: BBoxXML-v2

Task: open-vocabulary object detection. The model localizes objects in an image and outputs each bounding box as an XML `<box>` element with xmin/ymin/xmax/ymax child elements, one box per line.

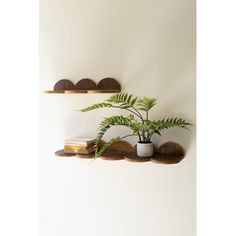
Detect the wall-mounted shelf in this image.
<box><xmin>44</xmin><ymin>89</ymin><xmax>120</xmax><ymax>94</ymax></box>
<box><xmin>44</xmin><ymin>78</ymin><xmax>121</xmax><ymax>94</ymax></box>
<box><xmin>55</xmin><ymin>140</ymin><xmax>185</xmax><ymax>164</ymax></box>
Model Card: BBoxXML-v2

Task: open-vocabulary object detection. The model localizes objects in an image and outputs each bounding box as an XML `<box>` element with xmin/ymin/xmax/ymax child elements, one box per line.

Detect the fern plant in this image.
<box><xmin>79</xmin><ymin>92</ymin><xmax>191</xmax><ymax>157</ymax></box>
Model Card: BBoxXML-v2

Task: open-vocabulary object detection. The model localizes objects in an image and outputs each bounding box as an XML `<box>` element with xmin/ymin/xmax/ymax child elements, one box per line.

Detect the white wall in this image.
<box><xmin>39</xmin><ymin>0</ymin><xmax>196</xmax><ymax>236</ymax></box>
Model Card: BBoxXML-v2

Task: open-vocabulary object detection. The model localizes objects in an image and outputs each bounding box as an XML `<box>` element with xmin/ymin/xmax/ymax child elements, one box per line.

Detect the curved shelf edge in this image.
<box><xmin>124</xmin><ymin>155</ymin><xmax>151</xmax><ymax>162</ymax></box>
<box><xmin>151</xmin><ymin>154</ymin><xmax>185</xmax><ymax>164</ymax></box>
<box><xmin>55</xmin><ymin>149</ymin><xmax>76</xmax><ymax>157</ymax></box>
<box><xmin>44</xmin><ymin>90</ymin><xmax>65</xmax><ymax>94</ymax></box>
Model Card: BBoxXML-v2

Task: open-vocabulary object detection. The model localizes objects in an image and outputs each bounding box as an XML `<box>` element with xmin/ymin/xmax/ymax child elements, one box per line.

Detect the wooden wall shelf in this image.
<box><xmin>45</xmin><ymin>89</ymin><xmax>120</xmax><ymax>94</ymax></box>
<box><xmin>44</xmin><ymin>78</ymin><xmax>121</xmax><ymax>94</ymax></box>
<box><xmin>55</xmin><ymin>140</ymin><xmax>185</xmax><ymax>165</ymax></box>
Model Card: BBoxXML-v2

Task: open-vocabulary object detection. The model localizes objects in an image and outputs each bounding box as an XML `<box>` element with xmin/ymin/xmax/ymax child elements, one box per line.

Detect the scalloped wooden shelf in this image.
<box><xmin>44</xmin><ymin>78</ymin><xmax>121</xmax><ymax>94</ymax></box>
<box><xmin>55</xmin><ymin>140</ymin><xmax>185</xmax><ymax>165</ymax></box>
<box><xmin>44</xmin><ymin>89</ymin><xmax>120</xmax><ymax>94</ymax></box>
<box><xmin>44</xmin><ymin>90</ymin><xmax>65</xmax><ymax>94</ymax></box>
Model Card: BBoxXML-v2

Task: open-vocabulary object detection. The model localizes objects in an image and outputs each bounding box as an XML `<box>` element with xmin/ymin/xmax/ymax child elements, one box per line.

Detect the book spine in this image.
<box><xmin>64</xmin><ymin>145</ymin><xmax>94</xmax><ymax>151</ymax></box>
<box><xmin>64</xmin><ymin>142</ymin><xmax>95</xmax><ymax>147</ymax></box>
<box><xmin>64</xmin><ymin>149</ymin><xmax>94</xmax><ymax>154</ymax></box>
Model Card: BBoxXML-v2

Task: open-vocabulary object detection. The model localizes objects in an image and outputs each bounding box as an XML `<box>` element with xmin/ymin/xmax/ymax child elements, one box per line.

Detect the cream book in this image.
<box><xmin>64</xmin><ymin>137</ymin><xmax>95</xmax><ymax>146</ymax></box>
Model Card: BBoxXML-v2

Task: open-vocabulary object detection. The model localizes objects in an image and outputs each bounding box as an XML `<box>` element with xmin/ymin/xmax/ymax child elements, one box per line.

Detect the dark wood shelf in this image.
<box><xmin>55</xmin><ymin>141</ymin><xmax>185</xmax><ymax>165</ymax></box>
<box><xmin>45</xmin><ymin>78</ymin><xmax>121</xmax><ymax>94</ymax></box>
<box><xmin>44</xmin><ymin>89</ymin><xmax>120</xmax><ymax>94</ymax></box>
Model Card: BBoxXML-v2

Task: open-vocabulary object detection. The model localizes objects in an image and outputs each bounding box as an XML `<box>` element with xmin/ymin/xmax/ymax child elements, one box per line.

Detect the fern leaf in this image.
<box><xmin>131</xmin><ymin>97</ymin><xmax>137</xmax><ymax>106</ymax></box>
<box><xmin>136</xmin><ymin>97</ymin><xmax>157</xmax><ymax>112</ymax></box>
<box><xmin>121</xmin><ymin>105</ymin><xmax>132</xmax><ymax>109</ymax></box>
<box><xmin>94</xmin><ymin>115</ymin><xmax>137</xmax><ymax>153</ymax></box>
<box><xmin>95</xmin><ymin>137</ymin><xmax>120</xmax><ymax>157</ymax></box>
<box><xmin>151</xmin><ymin>118</ymin><xmax>191</xmax><ymax>134</ymax></box>
<box><xmin>127</xmin><ymin>94</ymin><xmax>132</xmax><ymax>103</ymax></box>
<box><xmin>106</xmin><ymin>92</ymin><xmax>136</xmax><ymax>107</ymax></box>
<box><xmin>80</xmin><ymin>103</ymin><xmax>112</xmax><ymax>112</ymax></box>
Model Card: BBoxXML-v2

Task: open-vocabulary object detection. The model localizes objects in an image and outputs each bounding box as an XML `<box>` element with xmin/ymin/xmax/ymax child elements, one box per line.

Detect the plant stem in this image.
<box><xmin>132</xmin><ymin>106</ymin><xmax>145</xmax><ymax>123</ymax></box>
<box><xmin>120</xmin><ymin>134</ymin><xmax>137</xmax><ymax>140</ymax></box>
<box><xmin>147</xmin><ymin>132</ymin><xmax>153</xmax><ymax>141</ymax></box>
<box><xmin>110</xmin><ymin>105</ymin><xmax>145</xmax><ymax>124</ymax></box>
<box><xmin>142</xmin><ymin>131</ymin><xmax>146</xmax><ymax>142</ymax></box>
<box><xmin>111</xmin><ymin>106</ymin><xmax>143</xmax><ymax>120</ymax></box>
<box><xmin>121</xmin><ymin>133</ymin><xmax>142</xmax><ymax>143</ymax></box>
<box><xmin>137</xmin><ymin>131</ymin><xmax>142</xmax><ymax>142</ymax></box>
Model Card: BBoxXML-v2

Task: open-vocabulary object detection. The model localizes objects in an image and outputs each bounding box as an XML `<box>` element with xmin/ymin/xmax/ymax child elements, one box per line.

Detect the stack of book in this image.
<box><xmin>64</xmin><ymin>138</ymin><xmax>96</xmax><ymax>154</ymax></box>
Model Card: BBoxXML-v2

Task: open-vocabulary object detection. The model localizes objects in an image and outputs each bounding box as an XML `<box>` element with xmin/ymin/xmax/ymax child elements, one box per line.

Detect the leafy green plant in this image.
<box><xmin>79</xmin><ymin>92</ymin><xmax>191</xmax><ymax>157</ymax></box>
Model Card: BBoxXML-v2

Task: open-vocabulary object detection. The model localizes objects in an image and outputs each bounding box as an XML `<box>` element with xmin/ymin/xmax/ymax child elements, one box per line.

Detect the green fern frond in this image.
<box><xmin>80</xmin><ymin>103</ymin><xmax>112</xmax><ymax>112</ymax></box>
<box><xmin>136</xmin><ymin>123</ymin><xmax>153</xmax><ymax>132</ymax></box>
<box><xmin>94</xmin><ymin>115</ymin><xmax>138</xmax><ymax>155</ymax></box>
<box><xmin>151</xmin><ymin>118</ymin><xmax>191</xmax><ymax>134</ymax></box>
<box><xmin>94</xmin><ymin>127</ymin><xmax>107</xmax><ymax>153</ymax></box>
<box><xmin>99</xmin><ymin>115</ymin><xmax>134</xmax><ymax>128</ymax></box>
<box><xmin>95</xmin><ymin>137</ymin><xmax>120</xmax><ymax>157</ymax></box>
<box><xmin>106</xmin><ymin>92</ymin><xmax>138</xmax><ymax>108</ymax></box>
<box><xmin>136</xmin><ymin>97</ymin><xmax>157</xmax><ymax>112</ymax></box>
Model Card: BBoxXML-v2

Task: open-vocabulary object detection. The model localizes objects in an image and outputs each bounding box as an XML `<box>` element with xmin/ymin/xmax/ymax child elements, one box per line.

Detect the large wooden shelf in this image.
<box><xmin>55</xmin><ymin>141</ymin><xmax>185</xmax><ymax>165</ymax></box>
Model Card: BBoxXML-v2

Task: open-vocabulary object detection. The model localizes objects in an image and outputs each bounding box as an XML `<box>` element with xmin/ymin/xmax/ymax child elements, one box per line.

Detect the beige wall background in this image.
<box><xmin>39</xmin><ymin>0</ymin><xmax>196</xmax><ymax>235</ymax></box>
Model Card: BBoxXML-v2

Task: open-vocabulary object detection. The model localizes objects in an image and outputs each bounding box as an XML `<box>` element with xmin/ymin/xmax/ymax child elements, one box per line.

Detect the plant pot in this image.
<box><xmin>136</xmin><ymin>142</ymin><xmax>153</xmax><ymax>157</ymax></box>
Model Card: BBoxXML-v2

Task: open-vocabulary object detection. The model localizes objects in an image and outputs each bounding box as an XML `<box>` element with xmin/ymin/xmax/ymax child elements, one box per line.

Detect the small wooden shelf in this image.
<box><xmin>44</xmin><ymin>89</ymin><xmax>120</xmax><ymax>94</ymax></box>
<box><xmin>55</xmin><ymin>141</ymin><xmax>185</xmax><ymax>165</ymax></box>
<box><xmin>45</xmin><ymin>78</ymin><xmax>121</xmax><ymax>94</ymax></box>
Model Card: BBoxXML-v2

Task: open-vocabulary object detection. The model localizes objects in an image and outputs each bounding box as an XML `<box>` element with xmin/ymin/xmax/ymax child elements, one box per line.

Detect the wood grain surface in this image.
<box><xmin>44</xmin><ymin>90</ymin><xmax>65</xmax><ymax>94</ymax></box>
<box><xmin>151</xmin><ymin>142</ymin><xmax>185</xmax><ymax>164</ymax></box>
<box><xmin>64</xmin><ymin>90</ymin><xmax>87</xmax><ymax>94</ymax></box>
<box><xmin>101</xmin><ymin>140</ymin><xmax>133</xmax><ymax>160</ymax></box>
<box><xmin>55</xmin><ymin>149</ymin><xmax>76</xmax><ymax>157</ymax></box>
<box><xmin>97</xmin><ymin>78</ymin><xmax>121</xmax><ymax>90</ymax></box>
<box><xmin>75</xmin><ymin>79</ymin><xmax>97</xmax><ymax>90</ymax></box>
<box><xmin>54</xmin><ymin>79</ymin><xmax>75</xmax><ymax>91</ymax></box>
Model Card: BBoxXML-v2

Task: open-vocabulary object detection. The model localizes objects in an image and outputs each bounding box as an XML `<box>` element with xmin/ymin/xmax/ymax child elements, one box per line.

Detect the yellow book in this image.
<box><xmin>64</xmin><ymin>145</ymin><xmax>94</xmax><ymax>153</ymax></box>
<box><xmin>64</xmin><ymin>145</ymin><xmax>92</xmax><ymax>151</ymax></box>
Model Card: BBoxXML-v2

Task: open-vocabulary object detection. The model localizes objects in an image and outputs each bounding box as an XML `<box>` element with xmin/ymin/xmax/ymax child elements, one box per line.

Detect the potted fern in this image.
<box><xmin>80</xmin><ymin>92</ymin><xmax>191</xmax><ymax>158</ymax></box>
